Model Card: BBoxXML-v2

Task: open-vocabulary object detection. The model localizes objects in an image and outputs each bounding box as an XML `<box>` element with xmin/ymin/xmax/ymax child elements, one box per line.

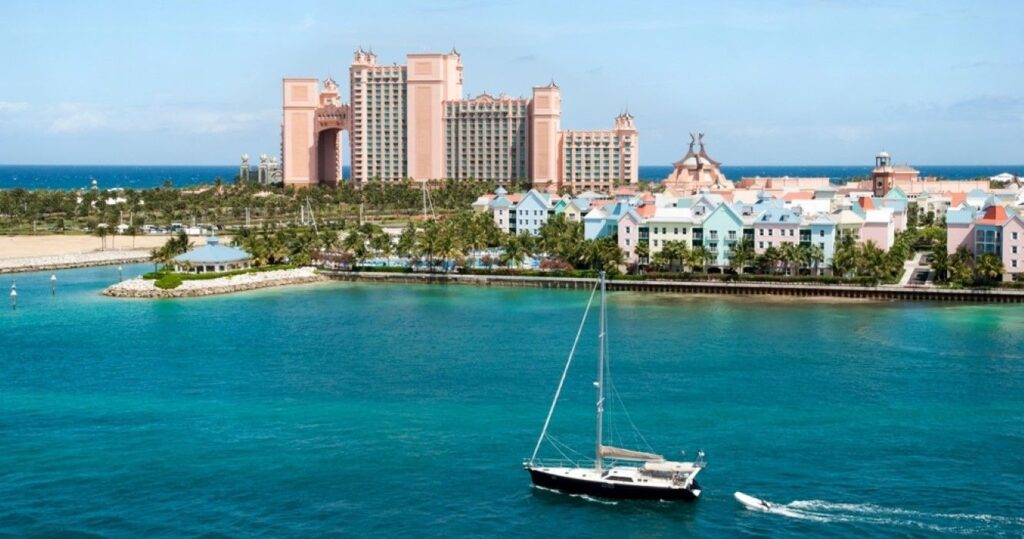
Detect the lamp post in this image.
<box><xmin>117</xmin><ymin>266</ymin><xmax>123</xmax><ymax>282</ymax></box>
<box><xmin>50</xmin><ymin>274</ymin><xmax>57</xmax><ymax>296</ymax></box>
<box><xmin>9</xmin><ymin>282</ymin><xmax>16</xmax><ymax>310</ymax></box>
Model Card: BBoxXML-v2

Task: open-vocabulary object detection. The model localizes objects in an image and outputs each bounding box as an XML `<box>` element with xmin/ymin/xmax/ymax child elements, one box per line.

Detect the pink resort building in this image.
<box><xmin>281</xmin><ymin>49</ymin><xmax>638</xmax><ymax>192</ymax></box>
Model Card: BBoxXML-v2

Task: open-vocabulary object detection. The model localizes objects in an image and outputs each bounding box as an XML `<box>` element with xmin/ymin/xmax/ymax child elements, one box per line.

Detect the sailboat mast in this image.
<box><xmin>595</xmin><ymin>271</ymin><xmax>606</xmax><ymax>472</ymax></box>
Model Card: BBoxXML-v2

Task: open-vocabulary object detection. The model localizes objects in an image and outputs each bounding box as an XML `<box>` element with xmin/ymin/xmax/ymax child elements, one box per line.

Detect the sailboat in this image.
<box><xmin>524</xmin><ymin>271</ymin><xmax>706</xmax><ymax>502</ymax></box>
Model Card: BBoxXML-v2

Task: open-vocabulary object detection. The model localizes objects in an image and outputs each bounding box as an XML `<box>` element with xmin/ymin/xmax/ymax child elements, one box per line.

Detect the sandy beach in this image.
<box><xmin>0</xmin><ymin>235</ymin><xmax>217</xmax><ymax>273</ymax></box>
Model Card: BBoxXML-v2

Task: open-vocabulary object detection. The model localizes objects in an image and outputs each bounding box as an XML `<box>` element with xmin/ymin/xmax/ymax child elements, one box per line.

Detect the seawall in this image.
<box><xmin>1</xmin><ymin>251</ymin><xmax>152</xmax><ymax>274</ymax></box>
<box><xmin>320</xmin><ymin>270</ymin><xmax>1024</xmax><ymax>304</ymax></box>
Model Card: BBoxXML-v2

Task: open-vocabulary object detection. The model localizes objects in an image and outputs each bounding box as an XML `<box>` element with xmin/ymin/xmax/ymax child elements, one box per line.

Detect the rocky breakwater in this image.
<box><xmin>1</xmin><ymin>250</ymin><xmax>152</xmax><ymax>274</ymax></box>
<box><xmin>103</xmin><ymin>267</ymin><xmax>326</xmax><ymax>298</ymax></box>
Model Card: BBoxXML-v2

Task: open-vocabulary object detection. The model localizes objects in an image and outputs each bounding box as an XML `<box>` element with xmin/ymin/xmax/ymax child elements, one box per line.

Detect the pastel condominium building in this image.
<box><xmin>471</xmin><ymin>139</ymin><xmax>915</xmax><ymax>271</ymax></box>
<box><xmin>282</xmin><ymin>49</ymin><xmax>638</xmax><ymax>193</ymax></box>
<box><xmin>947</xmin><ymin>203</ymin><xmax>1024</xmax><ymax>280</ymax></box>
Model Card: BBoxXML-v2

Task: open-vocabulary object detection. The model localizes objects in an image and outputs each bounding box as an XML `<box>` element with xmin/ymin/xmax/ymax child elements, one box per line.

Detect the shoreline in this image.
<box><xmin>0</xmin><ymin>234</ymin><xmax>223</xmax><ymax>274</ymax></box>
<box><xmin>320</xmin><ymin>270</ymin><xmax>1024</xmax><ymax>304</ymax></box>
<box><xmin>0</xmin><ymin>250</ymin><xmax>153</xmax><ymax>274</ymax></box>
<box><xmin>103</xmin><ymin>267</ymin><xmax>326</xmax><ymax>298</ymax></box>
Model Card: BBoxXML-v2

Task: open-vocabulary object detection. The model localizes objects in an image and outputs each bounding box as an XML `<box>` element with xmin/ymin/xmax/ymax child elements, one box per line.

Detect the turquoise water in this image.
<box><xmin>2</xmin><ymin>164</ymin><xmax>1022</xmax><ymax>189</ymax></box>
<box><xmin>1</xmin><ymin>265</ymin><xmax>1023</xmax><ymax>537</ymax></box>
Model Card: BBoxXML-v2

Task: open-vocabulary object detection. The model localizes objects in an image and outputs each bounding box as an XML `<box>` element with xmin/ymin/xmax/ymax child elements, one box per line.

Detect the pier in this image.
<box><xmin>320</xmin><ymin>270</ymin><xmax>1024</xmax><ymax>303</ymax></box>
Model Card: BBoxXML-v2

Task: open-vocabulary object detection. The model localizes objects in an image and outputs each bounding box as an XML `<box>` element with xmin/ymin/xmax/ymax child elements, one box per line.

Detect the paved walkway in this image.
<box><xmin>898</xmin><ymin>252</ymin><xmax>932</xmax><ymax>287</ymax></box>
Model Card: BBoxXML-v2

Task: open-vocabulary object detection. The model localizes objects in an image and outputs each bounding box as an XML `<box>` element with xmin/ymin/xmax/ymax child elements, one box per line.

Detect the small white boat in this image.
<box><xmin>735</xmin><ymin>491</ymin><xmax>773</xmax><ymax>512</ymax></box>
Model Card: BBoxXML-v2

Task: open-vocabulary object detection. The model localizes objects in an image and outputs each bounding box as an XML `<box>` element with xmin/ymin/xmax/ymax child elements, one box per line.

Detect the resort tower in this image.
<box><xmin>281</xmin><ymin>49</ymin><xmax>638</xmax><ymax>193</ymax></box>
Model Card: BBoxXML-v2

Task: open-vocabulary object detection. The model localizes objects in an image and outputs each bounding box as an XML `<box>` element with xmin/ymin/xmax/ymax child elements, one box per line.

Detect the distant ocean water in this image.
<box><xmin>0</xmin><ymin>164</ymin><xmax>1022</xmax><ymax>190</ymax></box>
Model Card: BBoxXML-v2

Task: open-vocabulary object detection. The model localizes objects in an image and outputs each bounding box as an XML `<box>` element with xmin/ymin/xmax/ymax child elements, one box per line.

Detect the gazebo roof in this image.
<box><xmin>173</xmin><ymin>236</ymin><xmax>251</xmax><ymax>264</ymax></box>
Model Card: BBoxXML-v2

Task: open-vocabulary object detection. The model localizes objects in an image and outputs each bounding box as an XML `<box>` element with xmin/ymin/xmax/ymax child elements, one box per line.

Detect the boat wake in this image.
<box><xmin>531</xmin><ymin>485</ymin><xmax>619</xmax><ymax>506</ymax></box>
<box><xmin>749</xmin><ymin>498</ymin><xmax>1024</xmax><ymax>534</ymax></box>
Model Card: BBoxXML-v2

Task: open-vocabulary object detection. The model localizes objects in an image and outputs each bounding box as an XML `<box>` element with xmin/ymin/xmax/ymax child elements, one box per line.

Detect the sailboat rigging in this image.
<box><xmin>524</xmin><ymin>272</ymin><xmax>705</xmax><ymax>502</ymax></box>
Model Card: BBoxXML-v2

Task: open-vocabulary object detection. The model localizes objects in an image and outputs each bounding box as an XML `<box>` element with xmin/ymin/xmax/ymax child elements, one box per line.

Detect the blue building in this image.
<box><xmin>172</xmin><ymin>236</ymin><xmax>253</xmax><ymax>273</ymax></box>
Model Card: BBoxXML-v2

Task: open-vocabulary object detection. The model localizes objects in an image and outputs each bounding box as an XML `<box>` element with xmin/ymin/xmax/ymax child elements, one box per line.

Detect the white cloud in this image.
<box><xmin>19</xmin><ymin>102</ymin><xmax>277</xmax><ymax>135</ymax></box>
<box><xmin>0</xmin><ymin>101</ymin><xmax>29</xmax><ymax>113</ymax></box>
<box><xmin>49</xmin><ymin>103</ymin><xmax>110</xmax><ymax>133</ymax></box>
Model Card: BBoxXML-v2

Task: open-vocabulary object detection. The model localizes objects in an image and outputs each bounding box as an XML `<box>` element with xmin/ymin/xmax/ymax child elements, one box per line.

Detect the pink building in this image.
<box><xmin>282</xmin><ymin>49</ymin><xmax>638</xmax><ymax>191</ymax></box>
<box><xmin>617</xmin><ymin>211</ymin><xmax>641</xmax><ymax>263</ymax></box>
<box><xmin>947</xmin><ymin>205</ymin><xmax>1024</xmax><ymax>279</ymax></box>
<box><xmin>560</xmin><ymin>112</ymin><xmax>638</xmax><ymax>194</ymax></box>
<box><xmin>860</xmin><ymin>208</ymin><xmax>896</xmax><ymax>250</ymax></box>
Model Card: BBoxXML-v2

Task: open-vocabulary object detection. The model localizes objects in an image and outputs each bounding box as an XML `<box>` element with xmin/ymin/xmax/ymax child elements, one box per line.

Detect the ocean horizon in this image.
<box><xmin>1</xmin><ymin>164</ymin><xmax>1021</xmax><ymax>191</ymax></box>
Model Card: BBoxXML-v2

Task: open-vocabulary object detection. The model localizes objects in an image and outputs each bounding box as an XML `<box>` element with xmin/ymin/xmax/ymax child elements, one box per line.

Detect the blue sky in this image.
<box><xmin>1</xmin><ymin>0</ymin><xmax>1021</xmax><ymax>166</ymax></box>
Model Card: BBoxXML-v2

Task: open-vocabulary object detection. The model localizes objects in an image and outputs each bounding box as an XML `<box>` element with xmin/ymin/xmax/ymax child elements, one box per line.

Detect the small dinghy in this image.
<box><xmin>735</xmin><ymin>491</ymin><xmax>773</xmax><ymax>512</ymax></box>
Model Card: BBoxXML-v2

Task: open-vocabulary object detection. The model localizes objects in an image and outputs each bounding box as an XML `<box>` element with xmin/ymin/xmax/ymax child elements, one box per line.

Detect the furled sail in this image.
<box><xmin>599</xmin><ymin>445</ymin><xmax>665</xmax><ymax>462</ymax></box>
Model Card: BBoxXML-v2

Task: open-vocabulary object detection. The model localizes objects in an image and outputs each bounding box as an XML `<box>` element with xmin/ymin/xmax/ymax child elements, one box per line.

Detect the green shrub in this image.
<box><xmin>154</xmin><ymin>273</ymin><xmax>183</xmax><ymax>289</ymax></box>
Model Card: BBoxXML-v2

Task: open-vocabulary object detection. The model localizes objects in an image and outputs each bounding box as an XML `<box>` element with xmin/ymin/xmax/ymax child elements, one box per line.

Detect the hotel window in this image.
<box><xmin>626</xmin><ymin>226</ymin><xmax>631</xmax><ymax>234</ymax></box>
<box><xmin>1014</xmin><ymin>246</ymin><xmax>1019</xmax><ymax>254</ymax></box>
<box><xmin>820</xmin><ymin>230</ymin><xmax>825</xmax><ymax>237</ymax></box>
<box><xmin>1014</xmin><ymin>232</ymin><xmax>1020</xmax><ymax>240</ymax></box>
<box><xmin>654</xmin><ymin>240</ymin><xmax>659</xmax><ymax>247</ymax></box>
<box><xmin>768</xmin><ymin>229</ymin><xmax>773</xmax><ymax>236</ymax></box>
<box><xmin>759</xmin><ymin>241</ymin><xmax>764</xmax><ymax>249</ymax></box>
<box><xmin>1014</xmin><ymin>260</ymin><xmax>1019</xmax><ymax>268</ymax></box>
<box><xmin>674</xmin><ymin>227</ymin><xmax>679</xmax><ymax>234</ymax></box>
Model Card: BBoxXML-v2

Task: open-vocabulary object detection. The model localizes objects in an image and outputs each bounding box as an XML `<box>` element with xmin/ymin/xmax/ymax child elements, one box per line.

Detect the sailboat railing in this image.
<box><xmin>524</xmin><ymin>458</ymin><xmax>597</xmax><ymax>469</ymax></box>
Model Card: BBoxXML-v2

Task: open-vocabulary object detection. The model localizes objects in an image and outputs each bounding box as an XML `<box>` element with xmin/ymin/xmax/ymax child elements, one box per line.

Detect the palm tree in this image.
<box><xmin>633</xmin><ymin>240</ymin><xmax>650</xmax><ymax>269</ymax></box>
<box><xmin>857</xmin><ymin>240</ymin><xmax>887</xmax><ymax>283</ymax></box>
<box><xmin>435</xmin><ymin>221</ymin><xmax>463</xmax><ymax>271</ymax></box>
<box><xmin>688</xmin><ymin>245</ymin><xmax>711</xmax><ymax>277</ymax></box>
<box><xmin>948</xmin><ymin>247</ymin><xmax>975</xmax><ymax>286</ymax></box>
<box><xmin>580</xmin><ymin>237</ymin><xmax>624</xmax><ymax>273</ymax></box>
<box><xmin>651</xmin><ymin>249</ymin><xmax>671</xmax><ymax>272</ymax></box>
<box><xmin>94</xmin><ymin>223</ymin><xmax>108</xmax><ymax>251</ymax></box>
<box><xmin>130</xmin><ymin>214</ymin><xmax>145</xmax><ymax>249</ymax></box>
<box><xmin>806</xmin><ymin>244</ymin><xmax>825</xmax><ymax>276</ymax></box>
<box><xmin>728</xmin><ymin>238</ymin><xmax>754</xmax><ymax>274</ymax></box>
<box><xmin>662</xmin><ymin>240</ymin><xmax>689</xmax><ymax>272</ymax></box>
<box><xmin>369</xmin><ymin>230</ymin><xmax>394</xmax><ymax>261</ymax></box>
<box><xmin>930</xmin><ymin>245</ymin><xmax>949</xmax><ymax>283</ymax></box>
<box><xmin>538</xmin><ymin>213</ymin><xmax>583</xmax><ymax>265</ymax></box>
<box><xmin>397</xmin><ymin>222</ymin><xmax>417</xmax><ymax>259</ymax></box>
<box><xmin>501</xmin><ymin>232</ymin><xmax>530</xmax><ymax>268</ymax></box>
<box><xmin>763</xmin><ymin>246</ymin><xmax>782</xmax><ymax>275</ymax></box>
<box><xmin>780</xmin><ymin>243</ymin><xmax>802</xmax><ymax>276</ymax></box>
<box><xmin>975</xmin><ymin>253</ymin><xmax>1003</xmax><ymax>284</ymax></box>
<box><xmin>832</xmin><ymin>234</ymin><xmax>857</xmax><ymax>278</ymax></box>
<box><xmin>417</xmin><ymin>220</ymin><xmax>441</xmax><ymax>269</ymax></box>
<box><xmin>342</xmin><ymin>228</ymin><xmax>368</xmax><ymax>266</ymax></box>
